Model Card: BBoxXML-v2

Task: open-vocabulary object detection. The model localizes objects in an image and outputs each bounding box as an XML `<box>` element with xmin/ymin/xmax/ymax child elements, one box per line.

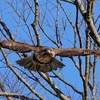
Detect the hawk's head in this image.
<box><xmin>41</xmin><ymin>47</ymin><xmax>55</xmax><ymax>57</ymax></box>
<box><xmin>34</xmin><ymin>47</ymin><xmax>55</xmax><ymax>64</ymax></box>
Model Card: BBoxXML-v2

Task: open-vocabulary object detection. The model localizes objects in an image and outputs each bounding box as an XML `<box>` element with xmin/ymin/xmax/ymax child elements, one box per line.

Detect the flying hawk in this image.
<box><xmin>0</xmin><ymin>40</ymin><xmax>100</xmax><ymax>72</ymax></box>
<box><xmin>16</xmin><ymin>47</ymin><xmax>65</xmax><ymax>72</ymax></box>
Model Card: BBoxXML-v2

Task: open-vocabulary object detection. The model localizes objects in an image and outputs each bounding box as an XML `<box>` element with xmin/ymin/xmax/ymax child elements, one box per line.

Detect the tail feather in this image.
<box><xmin>16</xmin><ymin>56</ymin><xmax>65</xmax><ymax>72</ymax></box>
<box><xmin>47</xmin><ymin>58</ymin><xmax>65</xmax><ymax>71</ymax></box>
<box><xmin>16</xmin><ymin>56</ymin><xmax>35</xmax><ymax>69</ymax></box>
<box><xmin>53</xmin><ymin>58</ymin><xmax>65</xmax><ymax>68</ymax></box>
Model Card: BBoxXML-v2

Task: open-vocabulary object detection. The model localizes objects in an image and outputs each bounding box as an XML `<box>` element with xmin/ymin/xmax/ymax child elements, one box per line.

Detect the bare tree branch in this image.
<box><xmin>70</xmin><ymin>57</ymin><xmax>93</xmax><ymax>91</ymax></box>
<box><xmin>87</xmin><ymin>0</ymin><xmax>95</xmax><ymax>20</ymax></box>
<box><xmin>0</xmin><ymin>0</ymin><xmax>100</xmax><ymax>99</ymax></box>
<box><xmin>52</xmin><ymin>71</ymin><xmax>82</xmax><ymax>95</ymax></box>
<box><xmin>0</xmin><ymin>81</ymin><xmax>11</xmax><ymax>100</ymax></box>
<box><xmin>0</xmin><ymin>48</ymin><xmax>45</xmax><ymax>100</ymax></box>
<box><xmin>39</xmin><ymin>72</ymin><xmax>71</xmax><ymax>100</ymax></box>
<box><xmin>0</xmin><ymin>92</ymin><xmax>35</xmax><ymax>100</ymax></box>
<box><xmin>0</xmin><ymin>19</ymin><xmax>14</xmax><ymax>40</ymax></box>
<box><xmin>61</xmin><ymin>0</ymin><xmax>75</xmax><ymax>5</ymax></box>
<box><xmin>31</xmin><ymin>0</ymin><xmax>41</xmax><ymax>46</ymax></box>
<box><xmin>75</xmin><ymin>0</ymin><xmax>100</xmax><ymax>47</ymax></box>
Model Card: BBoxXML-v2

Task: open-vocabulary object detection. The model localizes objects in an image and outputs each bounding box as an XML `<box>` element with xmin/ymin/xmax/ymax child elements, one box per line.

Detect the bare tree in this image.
<box><xmin>0</xmin><ymin>0</ymin><xmax>100</xmax><ymax>100</ymax></box>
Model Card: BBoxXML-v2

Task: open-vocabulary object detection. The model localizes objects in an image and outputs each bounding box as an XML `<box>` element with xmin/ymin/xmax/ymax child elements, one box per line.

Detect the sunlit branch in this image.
<box><xmin>0</xmin><ymin>48</ymin><xmax>45</xmax><ymax>100</ymax></box>
<box><xmin>31</xmin><ymin>0</ymin><xmax>41</xmax><ymax>46</ymax></box>
<box><xmin>0</xmin><ymin>20</ymin><xmax>14</xmax><ymax>40</ymax></box>
<box><xmin>75</xmin><ymin>0</ymin><xmax>100</xmax><ymax>47</ymax></box>
<box><xmin>0</xmin><ymin>81</ymin><xmax>11</xmax><ymax>100</ymax></box>
<box><xmin>39</xmin><ymin>72</ymin><xmax>71</xmax><ymax>100</ymax></box>
<box><xmin>52</xmin><ymin>71</ymin><xmax>83</xmax><ymax>95</ymax></box>
<box><xmin>0</xmin><ymin>92</ymin><xmax>34</xmax><ymax>100</ymax></box>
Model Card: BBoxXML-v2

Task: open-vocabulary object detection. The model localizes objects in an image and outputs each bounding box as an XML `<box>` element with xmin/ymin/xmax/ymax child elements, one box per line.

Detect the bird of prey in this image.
<box><xmin>16</xmin><ymin>47</ymin><xmax>65</xmax><ymax>72</ymax></box>
<box><xmin>0</xmin><ymin>40</ymin><xmax>100</xmax><ymax>72</ymax></box>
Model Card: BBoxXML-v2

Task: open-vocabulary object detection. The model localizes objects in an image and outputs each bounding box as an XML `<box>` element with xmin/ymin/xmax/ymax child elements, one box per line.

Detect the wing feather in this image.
<box><xmin>0</xmin><ymin>40</ymin><xmax>44</xmax><ymax>53</ymax></box>
<box><xmin>16</xmin><ymin>56</ymin><xmax>65</xmax><ymax>72</ymax></box>
<box><xmin>54</xmin><ymin>48</ymin><xmax>87</xmax><ymax>57</ymax></box>
<box><xmin>16</xmin><ymin>56</ymin><xmax>36</xmax><ymax>70</ymax></box>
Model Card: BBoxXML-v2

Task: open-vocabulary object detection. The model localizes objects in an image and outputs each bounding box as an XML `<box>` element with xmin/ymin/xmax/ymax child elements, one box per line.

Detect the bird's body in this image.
<box><xmin>16</xmin><ymin>47</ymin><xmax>65</xmax><ymax>72</ymax></box>
<box><xmin>34</xmin><ymin>47</ymin><xmax>55</xmax><ymax>64</ymax></box>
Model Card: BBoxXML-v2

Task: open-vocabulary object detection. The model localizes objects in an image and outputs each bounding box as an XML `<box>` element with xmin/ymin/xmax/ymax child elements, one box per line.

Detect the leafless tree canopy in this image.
<box><xmin>0</xmin><ymin>0</ymin><xmax>100</xmax><ymax>100</ymax></box>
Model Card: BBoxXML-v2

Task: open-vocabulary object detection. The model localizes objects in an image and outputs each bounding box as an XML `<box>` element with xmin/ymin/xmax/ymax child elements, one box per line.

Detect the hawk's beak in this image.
<box><xmin>45</xmin><ymin>49</ymin><xmax>55</xmax><ymax>57</ymax></box>
<box><xmin>46</xmin><ymin>50</ymin><xmax>51</xmax><ymax>54</ymax></box>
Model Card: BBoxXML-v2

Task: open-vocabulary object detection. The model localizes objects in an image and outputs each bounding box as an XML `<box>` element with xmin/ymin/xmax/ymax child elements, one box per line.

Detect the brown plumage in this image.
<box><xmin>0</xmin><ymin>40</ymin><xmax>100</xmax><ymax>72</ymax></box>
<box><xmin>16</xmin><ymin>47</ymin><xmax>65</xmax><ymax>72</ymax></box>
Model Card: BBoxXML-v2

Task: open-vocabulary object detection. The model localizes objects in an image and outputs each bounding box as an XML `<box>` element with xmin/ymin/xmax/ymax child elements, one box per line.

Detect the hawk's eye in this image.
<box><xmin>43</xmin><ymin>49</ymin><xmax>47</xmax><ymax>52</ymax></box>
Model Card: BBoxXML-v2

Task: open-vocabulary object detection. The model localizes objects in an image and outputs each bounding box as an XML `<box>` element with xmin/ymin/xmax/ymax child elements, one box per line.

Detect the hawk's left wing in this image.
<box><xmin>54</xmin><ymin>48</ymin><xmax>100</xmax><ymax>57</ymax></box>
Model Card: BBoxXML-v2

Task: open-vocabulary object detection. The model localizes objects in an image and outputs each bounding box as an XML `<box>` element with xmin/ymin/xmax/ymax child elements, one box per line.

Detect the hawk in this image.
<box><xmin>0</xmin><ymin>40</ymin><xmax>100</xmax><ymax>72</ymax></box>
<box><xmin>16</xmin><ymin>47</ymin><xmax>65</xmax><ymax>72</ymax></box>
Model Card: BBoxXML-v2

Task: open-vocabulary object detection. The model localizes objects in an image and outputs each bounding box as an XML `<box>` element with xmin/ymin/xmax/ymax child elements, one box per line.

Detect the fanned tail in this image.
<box><xmin>16</xmin><ymin>56</ymin><xmax>36</xmax><ymax>70</ymax></box>
<box><xmin>16</xmin><ymin>56</ymin><xmax>65</xmax><ymax>72</ymax></box>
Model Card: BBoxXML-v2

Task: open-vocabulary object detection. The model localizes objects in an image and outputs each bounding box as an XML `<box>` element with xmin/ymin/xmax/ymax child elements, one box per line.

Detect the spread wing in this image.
<box><xmin>54</xmin><ymin>48</ymin><xmax>85</xmax><ymax>57</ymax></box>
<box><xmin>0</xmin><ymin>40</ymin><xmax>41</xmax><ymax>53</ymax></box>
<box><xmin>16</xmin><ymin>55</ymin><xmax>64</xmax><ymax>72</ymax></box>
<box><xmin>54</xmin><ymin>48</ymin><xmax>100</xmax><ymax>57</ymax></box>
<box><xmin>1</xmin><ymin>40</ymin><xmax>100</xmax><ymax>56</ymax></box>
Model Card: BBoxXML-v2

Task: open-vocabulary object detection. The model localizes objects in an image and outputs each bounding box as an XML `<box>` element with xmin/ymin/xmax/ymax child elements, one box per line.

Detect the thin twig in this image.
<box><xmin>31</xmin><ymin>0</ymin><xmax>41</xmax><ymax>46</ymax></box>
<box><xmin>0</xmin><ymin>48</ymin><xmax>45</xmax><ymax>100</ymax></box>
